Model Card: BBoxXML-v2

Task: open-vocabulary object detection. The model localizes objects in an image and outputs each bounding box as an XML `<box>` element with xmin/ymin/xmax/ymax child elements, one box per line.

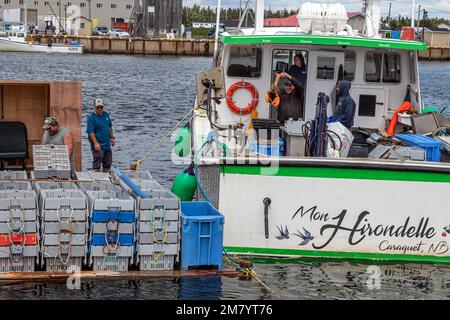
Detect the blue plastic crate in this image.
<box><xmin>395</xmin><ymin>134</ymin><xmax>442</xmax><ymax>162</ymax></box>
<box><xmin>249</xmin><ymin>138</ymin><xmax>285</xmax><ymax>156</ymax></box>
<box><xmin>91</xmin><ymin>234</ymin><xmax>134</xmax><ymax>246</ymax></box>
<box><xmin>91</xmin><ymin>211</ymin><xmax>135</xmax><ymax>223</ymax></box>
<box><xmin>181</xmin><ymin>202</ymin><xmax>224</xmax><ymax>270</ymax></box>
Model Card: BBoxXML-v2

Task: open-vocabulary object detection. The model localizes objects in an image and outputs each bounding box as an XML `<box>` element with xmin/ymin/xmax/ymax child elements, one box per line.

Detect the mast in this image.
<box><xmin>213</xmin><ymin>0</ymin><xmax>222</xmax><ymax>64</ymax></box>
<box><xmin>255</xmin><ymin>0</ymin><xmax>265</xmax><ymax>31</ymax></box>
<box><xmin>411</xmin><ymin>0</ymin><xmax>415</xmax><ymax>28</ymax></box>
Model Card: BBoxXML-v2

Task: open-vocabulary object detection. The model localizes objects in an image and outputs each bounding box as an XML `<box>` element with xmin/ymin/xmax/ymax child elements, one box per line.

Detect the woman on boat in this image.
<box><xmin>288</xmin><ymin>54</ymin><xmax>307</xmax><ymax>88</ymax></box>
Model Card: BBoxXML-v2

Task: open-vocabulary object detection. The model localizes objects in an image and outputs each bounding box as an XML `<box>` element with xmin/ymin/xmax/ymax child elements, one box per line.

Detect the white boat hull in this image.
<box><xmin>0</xmin><ymin>38</ymin><xmax>84</xmax><ymax>54</ymax></box>
<box><xmin>198</xmin><ymin>160</ymin><xmax>450</xmax><ymax>263</ymax></box>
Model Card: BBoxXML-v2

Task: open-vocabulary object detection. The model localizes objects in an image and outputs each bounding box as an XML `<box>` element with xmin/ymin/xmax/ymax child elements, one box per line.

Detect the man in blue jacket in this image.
<box><xmin>332</xmin><ymin>80</ymin><xmax>356</xmax><ymax>129</ymax></box>
<box><xmin>87</xmin><ymin>98</ymin><xmax>116</xmax><ymax>171</ymax></box>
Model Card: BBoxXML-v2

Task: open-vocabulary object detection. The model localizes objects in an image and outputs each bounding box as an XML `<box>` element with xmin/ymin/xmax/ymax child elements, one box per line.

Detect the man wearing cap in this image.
<box><xmin>42</xmin><ymin>117</ymin><xmax>76</xmax><ymax>177</ymax></box>
<box><xmin>87</xmin><ymin>98</ymin><xmax>116</xmax><ymax>171</ymax></box>
<box><xmin>273</xmin><ymin>72</ymin><xmax>304</xmax><ymax>124</ymax></box>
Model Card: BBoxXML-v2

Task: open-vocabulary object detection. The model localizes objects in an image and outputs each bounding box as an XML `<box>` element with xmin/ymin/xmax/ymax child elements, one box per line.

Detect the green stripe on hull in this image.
<box><xmin>221</xmin><ymin>166</ymin><xmax>450</xmax><ymax>183</ymax></box>
<box><xmin>225</xmin><ymin>246</ymin><xmax>450</xmax><ymax>264</ymax></box>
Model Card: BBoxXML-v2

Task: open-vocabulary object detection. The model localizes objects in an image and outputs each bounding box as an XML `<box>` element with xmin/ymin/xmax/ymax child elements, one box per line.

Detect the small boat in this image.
<box><xmin>184</xmin><ymin>0</ymin><xmax>450</xmax><ymax>264</ymax></box>
<box><xmin>0</xmin><ymin>22</ymin><xmax>84</xmax><ymax>54</ymax></box>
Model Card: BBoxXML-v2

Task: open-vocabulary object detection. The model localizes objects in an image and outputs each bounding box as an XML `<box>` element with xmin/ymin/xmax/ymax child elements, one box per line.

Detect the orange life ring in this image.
<box><xmin>226</xmin><ymin>81</ymin><xmax>259</xmax><ymax>115</ymax></box>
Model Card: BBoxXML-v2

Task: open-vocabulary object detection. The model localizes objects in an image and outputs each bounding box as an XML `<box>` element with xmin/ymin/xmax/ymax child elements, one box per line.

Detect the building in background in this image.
<box><xmin>130</xmin><ymin>0</ymin><xmax>182</xmax><ymax>37</ymax></box>
<box><xmin>421</xmin><ymin>28</ymin><xmax>450</xmax><ymax>47</ymax></box>
<box><xmin>347</xmin><ymin>12</ymin><xmax>365</xmax><ymax>33</ymax></box>
<box><xmin>0</xmin><ymin>0</ymin><xmax>134</xmax><ymax>30</ymax></box>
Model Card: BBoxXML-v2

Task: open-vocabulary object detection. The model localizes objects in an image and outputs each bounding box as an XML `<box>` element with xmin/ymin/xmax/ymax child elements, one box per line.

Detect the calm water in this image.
<box><xmin>0</xmin><ymin>53</ymin><xmax>449</xmax><ymax>300</ymax></box>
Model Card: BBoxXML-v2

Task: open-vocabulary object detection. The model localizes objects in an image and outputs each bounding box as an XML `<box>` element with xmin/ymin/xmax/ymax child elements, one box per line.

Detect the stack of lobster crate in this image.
<box><xmin>0</xmin><ymin>171</ymin><xmax>39</xmax><ymax>272</ymax></box>
<box><xmin>114</xmin><ymin>170</ymin><xmax>181</xmax><ymax>271</ymax></box>
<box><xmin>80</xmin><ymin>181</ymin><xmax>136</xmax><ymax>272</ymax></box>
<box><xmin>34</xmin><ymin>180</ymin><xmax>89</xmax><ymax>271</ymax></box>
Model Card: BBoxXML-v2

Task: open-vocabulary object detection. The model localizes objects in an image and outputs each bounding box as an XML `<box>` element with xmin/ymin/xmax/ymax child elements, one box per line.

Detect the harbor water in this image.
<box><xmin>0</xmin><ymin>53</ymin><xmax>449</xmax><ymax>300</ymax></box>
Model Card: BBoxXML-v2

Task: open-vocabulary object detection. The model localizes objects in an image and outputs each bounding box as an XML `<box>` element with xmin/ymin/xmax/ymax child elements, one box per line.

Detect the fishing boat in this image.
<box><xmin>185</xmin><ymin>0</ymin><xmax>450</xmax><ymax>263</ymax></box>
<box><xmin>0</xmin><ymin>22</ymin><xmax>84</xmax><ymax>54</ymax></box>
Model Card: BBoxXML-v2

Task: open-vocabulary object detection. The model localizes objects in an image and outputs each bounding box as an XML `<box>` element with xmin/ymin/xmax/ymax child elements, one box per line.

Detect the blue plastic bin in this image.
<box><xmin>249</xmin><ymin>138</ymin><xmax>285</xmax><ymax>156</ymax></box>
<box><xmin>181</xmin><ymin>202</ymin><xmax>224</xmax><ymax>270</ymax></box>
<box><xmin>395</xmin><ymin>134</ymin><xmax>442</xmax><ymax>162</ymax></box>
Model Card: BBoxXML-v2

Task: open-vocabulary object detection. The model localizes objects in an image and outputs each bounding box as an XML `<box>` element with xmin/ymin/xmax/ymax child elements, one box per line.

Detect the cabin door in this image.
<box><xmin>304</xmin><ymin>51</ymin><xmax>345</xmax><ymax>121</ymax></box>
<box><xmin>351</xmin><ymin>86</ymin><xmax>388</xmax><ymax>130</ymax></box>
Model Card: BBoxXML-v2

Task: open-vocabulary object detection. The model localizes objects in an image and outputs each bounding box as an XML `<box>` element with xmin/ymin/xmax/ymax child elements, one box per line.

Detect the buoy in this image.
<box><xmin>171</xmin><ymin>165</ymin><xmax>197</xmax><ymax>201</ymax></box>
<box><xmin>174</xmin><ymin>125</ymin><xmax>191</xmax><ymax>158</ymax></box>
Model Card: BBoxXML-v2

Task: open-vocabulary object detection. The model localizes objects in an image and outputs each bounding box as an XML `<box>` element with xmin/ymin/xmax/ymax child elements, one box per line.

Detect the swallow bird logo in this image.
<box><xmin>293</xmin><ymin>228</ymin><xmax>314</xmax><ymax>246</ymax></box>
<box><xmin>275</xmin><ymin>225</ymin><xmax>290</xmax><ymax>240</ymax></box>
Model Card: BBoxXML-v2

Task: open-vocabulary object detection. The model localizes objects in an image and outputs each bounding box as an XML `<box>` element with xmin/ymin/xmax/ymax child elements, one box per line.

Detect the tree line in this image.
<box><xmin>182</xmin><ymin>4</ymin><xmax>449</xmax><ymax>29</ymax></box>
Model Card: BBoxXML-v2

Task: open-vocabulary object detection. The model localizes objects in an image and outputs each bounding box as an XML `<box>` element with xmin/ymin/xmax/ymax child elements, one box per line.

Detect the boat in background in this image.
<box><xmin>0</xmin><ymin>21</ymin><xmax>84</xmax><ymax>54</ymax></box>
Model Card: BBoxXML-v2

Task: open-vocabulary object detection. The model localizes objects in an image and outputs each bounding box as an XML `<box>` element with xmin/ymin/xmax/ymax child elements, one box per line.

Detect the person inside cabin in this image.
<box><xmin>41</xmin><ymin>117</ymin><xmax>76</xmax><ymax>178</ymax></box>
<box><xmin>87</xmin><ymin>98</ymin><xmax>116</xmax><ymax>172</ymax></box>
<box><xmin>274</xmin><ymin>72</ymin><xmax>305</xmax><ymax>124</ymax></box>
<box><xmin>288</xmin><ymin>53</ymin><xmax>307</xmax><ymax>88</ymax></box>
<box><xmin>331</xmin><ymin>80</ymin><xmax>357</xmax><ymax>129</ymax></box>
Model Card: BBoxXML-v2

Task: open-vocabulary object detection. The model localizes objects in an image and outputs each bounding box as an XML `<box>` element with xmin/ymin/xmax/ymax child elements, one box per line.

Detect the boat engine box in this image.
<box><xmin>281</xmin><ymin>119</ymin><xmax>306</xmax><ymax>157</ymax></box>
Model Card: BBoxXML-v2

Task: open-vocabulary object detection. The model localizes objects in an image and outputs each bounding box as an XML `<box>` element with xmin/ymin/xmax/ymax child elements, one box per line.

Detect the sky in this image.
<box><xmin>183</xmin><ymin>0</ymin><xmax>450</xmax><ymax>19</ymax></box>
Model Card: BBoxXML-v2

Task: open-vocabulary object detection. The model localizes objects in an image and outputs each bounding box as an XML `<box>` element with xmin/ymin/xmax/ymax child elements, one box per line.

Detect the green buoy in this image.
<box><xmin>174</xmin><ymin>126</ymin><xmax>191</xmax><ymax>158</ymax></box>
<box><xmin>171</xmin><ymin>165</ymin><xmax>197</xmax><ymax>201</ymax></box>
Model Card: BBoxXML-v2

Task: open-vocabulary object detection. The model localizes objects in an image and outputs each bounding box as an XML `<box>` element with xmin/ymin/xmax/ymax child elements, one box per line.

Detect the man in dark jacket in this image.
<box><xmin>275</xmin><ymin>72</ymin><xmax>304</xmax><ymax>124</ymax></box>
<box><xmin>332</xmin><ymin>80</ymin><xmax>356</xmax><ymax>129</ymax></box>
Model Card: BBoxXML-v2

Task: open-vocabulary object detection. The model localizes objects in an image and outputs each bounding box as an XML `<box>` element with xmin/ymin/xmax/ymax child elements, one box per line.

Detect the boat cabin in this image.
<box><xmin>217</xmin><ymin>33</ymin><xmax>425</xmax><ymax>131</ymax></box>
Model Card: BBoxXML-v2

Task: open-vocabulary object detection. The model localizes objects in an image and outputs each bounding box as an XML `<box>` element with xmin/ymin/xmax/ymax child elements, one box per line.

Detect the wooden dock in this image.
<box><xmin>0</xmin><ymin>269</ymin><xmax>244</xmax><ymax>285</ymax></box>
<box><xmin>30</xmin><ymin>35</ymin><xmax>214</xmax><ymax>56</ymax></box>
<box><xmin>419</xmin><ymin>46</ymin><xmax>450</xmax><ymax>60</ymax></box>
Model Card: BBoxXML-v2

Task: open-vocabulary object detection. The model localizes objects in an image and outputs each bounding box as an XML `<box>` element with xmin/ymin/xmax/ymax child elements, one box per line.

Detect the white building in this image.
<box><xmin>0</xmin><ymin>0</ymin><xmax>134</xmax><ymax>29</ymax></box>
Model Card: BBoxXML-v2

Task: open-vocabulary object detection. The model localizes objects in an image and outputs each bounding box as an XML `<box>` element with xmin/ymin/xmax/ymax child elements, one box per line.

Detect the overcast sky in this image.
<box><xmin>183</xmin><ymin>0</ymin><xmax>450</xmax><ymax>19</ymax></box>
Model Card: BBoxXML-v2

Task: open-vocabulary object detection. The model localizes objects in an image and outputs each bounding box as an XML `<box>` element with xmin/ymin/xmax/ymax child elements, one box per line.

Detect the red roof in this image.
<box><xmin>347</xmin><ymin>12</ymin><xmax>363</xmax><ymax>18</ymax></box>
<box><xmin>264</xmin><ymin>14</ymin><xmax>298</xmax><ymax>27</ymax></box>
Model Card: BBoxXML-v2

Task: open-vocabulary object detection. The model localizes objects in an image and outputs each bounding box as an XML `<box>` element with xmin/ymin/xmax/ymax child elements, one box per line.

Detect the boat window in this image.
<box><xmin>317</xmin><ymin>56</ymin><xmax>335</xmax><ymax>80</ymax></box>
<box><xmin>344</xmin><ymin>50</ymin><xmax>356</xmax><ymax>81</ymax></box>
<box><xmin>409</xmin><ymin>51</ymin><xmax>416</xmax><ymax>84</ymax></box>
<box><xmin>227</xmin><ymin>46</ymin><xmax>262</xmax><ymax>78</ymax></box>
<box><xmin>365</xmin><ymin>52</ymin><xmax>383</xmax><ymax>82</ymax></box>
<box><xmin>383</xmin><ymin>52</ymin><xmax>401</xmax><ymax>83</ymax></box>
<box><xmin>365</xmin><ymin>51</ymin><xmax>401</xmax><ymax>83</ymax></box>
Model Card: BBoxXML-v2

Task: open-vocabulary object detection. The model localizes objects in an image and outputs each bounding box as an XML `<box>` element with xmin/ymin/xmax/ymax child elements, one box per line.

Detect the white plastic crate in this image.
<box><xmin>45</xmin><ymin>257</ymin><xmax>83</xmax><ymax>272</ymax></box>
<box><xmin>139</xmin><ymin>254</ymin><xmax>175</xmax><ymax>271</ymax></box>
<box><xmin>111</xmin><ymin>170</ymin><xmax>153</xmax><ymax>182</ymax></box>
<box><xmin>138</xmin><ymin>232</ymin><xmax>178</xmax><ymax>245</ymax></box>
<box><xmin>75</xmin><ymin>171</ymin><xmax>112</xmax><ymax>182</ymax></box>
<box><xmin>84</xmin><ymin>190</ymin><xmax>135</xmax><ymax>212</ymax></box>
<box><xmin>0</xmin><ymin>171</ymin><xmax>27</xmax><ymax>180</ymax></box>
<box><xmin>0</xmin><ymin>181</ymin><xmax>31</xmax><ymax>191</ymax></box>
<box><xmin>0</xmin><ymin>257</ymin><xmax>36</xmax><ymax>272</ymax></box>
<box><xmin>0</xmin><ymin>191</ymin><xmax>37</xmax><ymax>211</ymax></box>
<box><xmin>92</xmin><ymin>256</ymin><xmax>130</xmax><ymax>272</ymax></box>
<box><xmin>33</xmin><ymin>145</ymin><xmax>71</xmax><ymax>179</ymax></box>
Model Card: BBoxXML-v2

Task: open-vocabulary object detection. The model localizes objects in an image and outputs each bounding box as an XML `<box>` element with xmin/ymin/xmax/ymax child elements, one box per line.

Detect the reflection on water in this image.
<box><xmin>0</xmin><ymin>53</ymin><xmax>449</xmax><ymax>299</ymax></box>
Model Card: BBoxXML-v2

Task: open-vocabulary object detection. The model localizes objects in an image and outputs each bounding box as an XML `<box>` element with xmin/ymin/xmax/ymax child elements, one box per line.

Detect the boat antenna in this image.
<box><xmin>213</xmin><ymin>0</ymin><xmax>222</xmax><ymax>65</ymax></box>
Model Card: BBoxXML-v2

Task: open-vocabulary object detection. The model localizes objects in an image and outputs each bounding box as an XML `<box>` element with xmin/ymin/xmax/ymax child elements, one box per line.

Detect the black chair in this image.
<box><xmin>0</xmin><ymin>122</ymin><xmax>29</xmax><ymax>170</ymax></box>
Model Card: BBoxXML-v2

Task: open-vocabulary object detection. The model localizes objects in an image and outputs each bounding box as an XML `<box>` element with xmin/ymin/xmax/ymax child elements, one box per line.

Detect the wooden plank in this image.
<box><xmin>0</xmin><ymin>269</ymin><xmax>244</xmax><ymax>284</ymax></box>
<box><xmin>49</xmin><ymin>81</ymin><xmax>82</xmax><ymax>171</ymax></box>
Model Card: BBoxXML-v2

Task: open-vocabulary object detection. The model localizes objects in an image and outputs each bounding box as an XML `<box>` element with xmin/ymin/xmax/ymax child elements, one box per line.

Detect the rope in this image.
<box><xmin>153</xmin><ymin>251</ymin><xmax>164</xmax><ymax>269</ymax></box>
<box><xmin>135</xmin><ymin>107</ymin><xmax>197</xmax><ymax>170</ymax></box>
<box><xmin>152</xmin><ymin>217</ymin><xmax>168</xmax><ymax>244</ymax></box>
<box><xmin>223</xmin><ymin>249</ymin><xmax>282</xmax><ymax>299</ymax></box>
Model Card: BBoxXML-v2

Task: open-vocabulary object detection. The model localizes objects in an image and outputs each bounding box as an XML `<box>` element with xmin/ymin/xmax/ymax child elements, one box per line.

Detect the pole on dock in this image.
<box><xmin>213</xmin><ymin>0</ymin><xmax>222</xmax><ymax>67</ymax></box>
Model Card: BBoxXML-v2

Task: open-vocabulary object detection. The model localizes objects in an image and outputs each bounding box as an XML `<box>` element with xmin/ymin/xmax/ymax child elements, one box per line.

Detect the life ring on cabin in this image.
<box><xmin>226</xmin><ymin>81</ymin><xmax>259</xmax><ymax>115</ymax></box>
